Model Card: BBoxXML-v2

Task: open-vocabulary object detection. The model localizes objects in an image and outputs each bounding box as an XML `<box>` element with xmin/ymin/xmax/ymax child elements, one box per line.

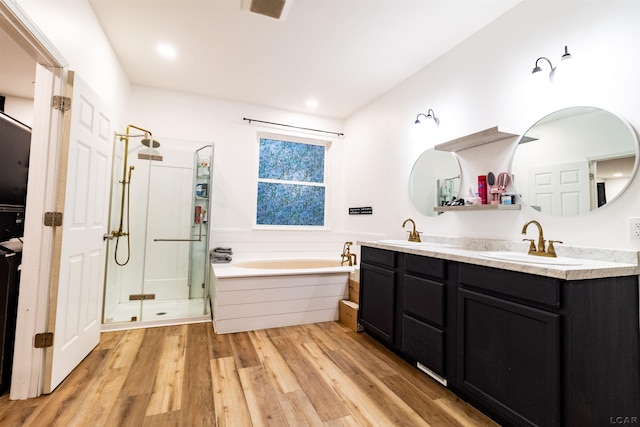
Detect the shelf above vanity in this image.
<box><xmin>434</xmin><ymin>204</ymin><xmax>521</xmax><ymax>212</ymax></box>
<box><xmin>434</xmin><ymin>126</ymin><xmax>535</xmax><ymax>152</ymax></box>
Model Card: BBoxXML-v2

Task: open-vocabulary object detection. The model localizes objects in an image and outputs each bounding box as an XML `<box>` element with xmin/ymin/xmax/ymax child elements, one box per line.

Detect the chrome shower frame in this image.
<box><xmin>193</xmin><ymin>144</ymin><xmax>213</xmax><ymax>314</ymax></box>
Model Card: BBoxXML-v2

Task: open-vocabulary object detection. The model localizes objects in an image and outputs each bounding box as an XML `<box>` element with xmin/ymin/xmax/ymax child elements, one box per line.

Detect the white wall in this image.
<box><xmin>17</xmin><ymin>0</ymin><xmax>640</xmax><ymax>255</ymax></box>
<box><xmin>16</xmin><ymin>0</ymin><xmax>366</xmax><ymax>265</ymax></box>
<box><xmin>2</xmin><ymin>95</ymin><xmax>33</xmax><ymax>125</ymax></box>
<box><xmin>342</xmin><ymin>0</ymin><xmax>640</xmax><ymax>251</ymax></box>
<box><xmin>17</xmin><ymin>0</ymin><xmax>130</xmax><ymax>128</ymax></box>
<box><xmin>125</xmin><ymin>86</ymin><xmax>374</xmax><ymax>259</ymax></box>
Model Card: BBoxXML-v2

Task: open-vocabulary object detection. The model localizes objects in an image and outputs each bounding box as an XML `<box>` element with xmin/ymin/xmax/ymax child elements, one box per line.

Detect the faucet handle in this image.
<box><xmin>547</xmin><ymin>240</ymin><xmax>563</xmax><ymax>257</ymax></box>
<box><xmin>523</xmin><ymin>238</ymin><xmax>536</xmax><ymax>254</ymax></box>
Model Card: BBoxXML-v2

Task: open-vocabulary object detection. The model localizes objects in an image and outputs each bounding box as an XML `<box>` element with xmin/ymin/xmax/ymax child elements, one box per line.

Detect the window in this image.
<box><xmin>256</xmin><ymin>134</ymin><xmax>328</xmax><ymax>227</ymax></box>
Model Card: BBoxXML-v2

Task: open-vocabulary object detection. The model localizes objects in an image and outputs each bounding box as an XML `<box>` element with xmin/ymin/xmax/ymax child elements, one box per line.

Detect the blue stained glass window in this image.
<box><xmin>259</xmin><ymin>139</ymin><xmax>325</xmax><ymax>182</ymax></box>
<box><xmin>256</xmin><ymin>137</ymin><xmax>327</xmax><ymax>226</ymax></box>
<box><xmin>256</xmin><ymin>183</ymin><xmax>325</xmax><ymax>226</ymax></box>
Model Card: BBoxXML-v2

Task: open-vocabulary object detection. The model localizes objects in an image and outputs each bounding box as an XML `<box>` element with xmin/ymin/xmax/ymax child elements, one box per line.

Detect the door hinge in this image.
<box><xmin>44</xmin><ymin>211</ymin><xmax>63</xmax><ymax>227</ymax></box>
<box><xmin>34</xmin><ymin>332</ymin><xmax>54</xmax><ymax>348</ymax></box>
<box><xmin>52</xmin><ymin>95</ymin><xmax>71</xmax><ymax>112</ymax></box>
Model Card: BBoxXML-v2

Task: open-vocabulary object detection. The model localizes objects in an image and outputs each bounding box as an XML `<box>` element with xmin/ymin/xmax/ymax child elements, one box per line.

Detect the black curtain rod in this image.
<box><xmin>242</xmin><ymin>117</ymin><xmax>344</xmax><ymax>137</ymax></box>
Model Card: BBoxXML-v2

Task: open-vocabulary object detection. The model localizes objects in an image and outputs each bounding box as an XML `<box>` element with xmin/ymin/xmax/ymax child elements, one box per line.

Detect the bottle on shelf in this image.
<box><xmin>478</xmin><ymin>175</ymin><xmax>487</xmax><ymax>205</ymax></box>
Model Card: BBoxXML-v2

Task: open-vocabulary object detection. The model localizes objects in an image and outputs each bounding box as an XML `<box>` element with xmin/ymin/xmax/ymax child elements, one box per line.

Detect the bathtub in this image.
<box><xmin>211</xmin><ymin>259</ymin><xmax>356</xmax><ymax>334</ymax></box>
<box><xmin>233</xmin><ymin>259</ymin><xmax>348</xmax><ymax>270</ymax></box>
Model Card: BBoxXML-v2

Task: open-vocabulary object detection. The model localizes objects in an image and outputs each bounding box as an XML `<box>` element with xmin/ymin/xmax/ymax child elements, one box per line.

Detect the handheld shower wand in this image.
<box><xmin>110</xmin><ymin>125</ymin><xmax>153</xmax><ymax>266</ymax></box>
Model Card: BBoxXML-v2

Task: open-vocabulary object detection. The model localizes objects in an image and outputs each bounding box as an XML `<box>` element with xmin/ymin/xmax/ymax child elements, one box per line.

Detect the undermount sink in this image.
<box><xmin>376</xmin><ymin>239</ymin><xmax>429</xmax><ymax>246</ymax></box>
<box><xmin>376</xmin><ymin>240</ymin><xmax>460</xmax><ymax>249</ymax></box>
<box><xmin>376</xmin><ymin>239</ymin><xmax>454</xmax><ymax>247</ymax></box>
<box><xmin>480</xmin><ymin>251</ymin><xmax>583</xmax><ymax>266</ymax></box>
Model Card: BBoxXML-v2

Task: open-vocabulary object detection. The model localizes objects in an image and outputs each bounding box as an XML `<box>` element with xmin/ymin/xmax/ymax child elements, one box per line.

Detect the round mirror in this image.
<box><xmin>409</xmin><ymin>149</ymin><xmax>461</xmax><ymax>216</ymax></box>
<box><xmin>511</xmin><ymin>106</ymin><xmax>638</xmax><ymax>216</ymax></box>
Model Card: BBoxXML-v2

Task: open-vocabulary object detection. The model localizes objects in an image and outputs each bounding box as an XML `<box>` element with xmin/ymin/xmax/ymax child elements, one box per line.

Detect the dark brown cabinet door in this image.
<box><xmin>359</xmin><ymin>262</ymin><xmax>396</xmax><ymax>343</ymax></box>
<box><xmin>458</xmin><ymin>289</ymin><xmax>560</xmax><ymax>427</ymax></box>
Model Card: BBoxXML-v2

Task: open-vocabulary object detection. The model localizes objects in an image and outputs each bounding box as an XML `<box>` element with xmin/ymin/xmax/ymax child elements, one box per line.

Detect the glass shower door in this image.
<box><xmin>103</xmin><ymin>138</ymin><xmax>212</xmax><ymax>327</ymax></box>
<box><xmin>141</xmin><ymin>145</ymin><xmax>194</xmax><ymax>318</ymax></box>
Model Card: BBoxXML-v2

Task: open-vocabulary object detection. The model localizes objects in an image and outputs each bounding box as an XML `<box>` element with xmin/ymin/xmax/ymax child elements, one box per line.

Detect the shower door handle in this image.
<box><xmin>154</xmin><ymin>216</ymin><xmax>203</xmax><ymax>242</ymax></box>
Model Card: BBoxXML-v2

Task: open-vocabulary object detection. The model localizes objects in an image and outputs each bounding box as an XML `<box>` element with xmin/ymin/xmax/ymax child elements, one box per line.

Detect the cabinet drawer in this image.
<box><xmin>361</xmin><ymin>246</ymin><xmax>397</xmax><ymax>268</ymax></box>
<box><xmin>458</xmin><ymin>263</ymin><xmax>560</xmax><ymax>308</ymax></box>
<box><xmin>402</xmin><ymin>315</ymin><xmax>444</xmax><ymax>376</ymax></box>
<box><xmin>404</xmin><ymin>275</ymin><xmax>444</xmax><ymax>326</ymax></box>
<box><xmin>405</xmin><ymin>254</ymin><xmax>445</xmax><ymax>280</ymax></box>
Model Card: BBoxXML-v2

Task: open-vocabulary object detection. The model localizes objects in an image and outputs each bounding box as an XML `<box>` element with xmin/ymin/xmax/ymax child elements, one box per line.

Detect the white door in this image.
<box><xmin>43</xmin><ymin>72</ymin><xmax>112</xmax><ymax>392</ymax></box>
<box><xmin>528</xmin><ymin>161</ymin><xmax>590</xmax><ymax>216</ymax></box>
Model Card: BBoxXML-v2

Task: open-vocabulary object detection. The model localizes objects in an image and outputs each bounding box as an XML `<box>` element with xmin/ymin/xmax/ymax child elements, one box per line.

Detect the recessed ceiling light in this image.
<box><xmin>306</xmin><ymin>99</ymin><xmax>318</xmax><ymax>108</ymax></box>
<box><xmin>613</xmin><ymin>173</ymin><xmax>623</xmax><ymax>178</ymax></box>
<box><xmin>157</xmin><ymin>44</ymin><xmax>177</xmax><ymax>59</ymax></box>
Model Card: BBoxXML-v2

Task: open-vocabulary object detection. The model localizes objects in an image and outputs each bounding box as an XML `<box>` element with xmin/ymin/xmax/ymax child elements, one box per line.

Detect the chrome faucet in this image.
<box><xmin>340</xmin><ymin>241</ymin><xmax>357</xmax><ymax>266</ymax></box>
<box><xmin>521</xmin><ymin>220</ymin><xmax>562</xmax><ymax>257</ymax></box>
<box><xmin>402</xmin><ymin>218</ymin><xmax>421</xmax><ymax>242</ymax></box>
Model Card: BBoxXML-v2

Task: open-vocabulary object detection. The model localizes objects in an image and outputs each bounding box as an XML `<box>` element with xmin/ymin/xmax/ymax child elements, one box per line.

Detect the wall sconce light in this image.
<box><xmin>531</xmin><ymin>45</ymin><xmax>573</xmax><ymax>81</ymax></box>
<box><xmin>414</xmin><ymin>109</ymin><xmax>440</xmax><ymax>127</ymax></box>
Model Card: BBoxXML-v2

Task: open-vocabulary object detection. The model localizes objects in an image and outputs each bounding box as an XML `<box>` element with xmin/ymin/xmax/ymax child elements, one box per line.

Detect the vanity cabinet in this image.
<box><xmin>360</xmin><ymin>248</ymin><xmax>453</xmax><ymax>379</ymax></box>
<box><xmin>359</xmin><ymin>246</ymin><xmax>401</xmax><ymax>346</ymax></box>
<box><xmin>457</xmin><ymin>263</ymin><xmax>640</xmax><ymax>427</ymax></box>
<box><xmin>402</xmin><ymin>254</ymin><xmax>448</xmax><ymax>377</ymax></box>
<box><xmin>359</xmin><ymin>244</ymin><xmax>640</xmax><ymax>427</ymax></box>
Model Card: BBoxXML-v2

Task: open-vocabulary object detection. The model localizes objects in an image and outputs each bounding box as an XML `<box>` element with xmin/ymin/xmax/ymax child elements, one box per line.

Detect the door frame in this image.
<box><xmin>0</xmin><ymin>0</ymin><xmax>69</xmax><ymax>399</ymax></box>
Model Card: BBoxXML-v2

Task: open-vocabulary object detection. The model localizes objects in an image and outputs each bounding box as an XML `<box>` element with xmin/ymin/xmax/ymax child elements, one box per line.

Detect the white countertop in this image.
<box><xmin>359</xmin><ymin>239</ymin><xmax>640</xmax><ymax>280</ymax></box>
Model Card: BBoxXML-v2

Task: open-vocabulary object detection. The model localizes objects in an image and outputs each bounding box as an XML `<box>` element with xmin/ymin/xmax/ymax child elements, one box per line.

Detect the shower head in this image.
<box><xmin>141</xmin><ymin>138</ymin><xmax>160</xmax><ymax>148</ymax></box>
<box><xmin>138</xmin><ymin>137</ymin><xmax>163</xmax><ymax>161</ymax></box>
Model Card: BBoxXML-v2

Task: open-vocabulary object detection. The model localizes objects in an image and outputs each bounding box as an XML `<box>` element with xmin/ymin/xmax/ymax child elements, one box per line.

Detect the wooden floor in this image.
<box><xmin>0</xmin><ymin>321</ymin><xmax>498</xmax><ymax>426</ymax></box>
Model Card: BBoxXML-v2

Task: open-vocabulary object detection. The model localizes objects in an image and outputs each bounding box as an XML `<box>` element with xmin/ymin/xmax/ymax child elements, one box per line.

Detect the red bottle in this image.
<box><xmin>478</xmin><ymin>175</ymin><xmax>487</xmax><ymax>205</ymax></box>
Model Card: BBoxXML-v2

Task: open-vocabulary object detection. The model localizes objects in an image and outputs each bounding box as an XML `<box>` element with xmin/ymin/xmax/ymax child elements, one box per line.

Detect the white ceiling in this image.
<box><xmin>2</xmin><ymin>0</ymin><xmax>523</xmax><ymax>119</ymax></box>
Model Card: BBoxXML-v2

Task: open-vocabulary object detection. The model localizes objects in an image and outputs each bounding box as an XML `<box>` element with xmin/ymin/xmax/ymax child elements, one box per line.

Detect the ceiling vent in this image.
<box><xmin>241</xmin><ymin>0</ymin><xmax>293</xmax><ymax>20</ymax></box>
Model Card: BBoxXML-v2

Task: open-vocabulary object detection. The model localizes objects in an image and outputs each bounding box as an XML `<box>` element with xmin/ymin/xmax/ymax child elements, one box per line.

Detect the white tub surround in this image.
<box><xmin>360</xmin><ymin>237</ymin><xmax>639</xmax><ymax>280</ymax></box>
<box><xmin>211</xmin><ymin>260</ymin><xmax>355</xmax><ymax>334</ymax></box>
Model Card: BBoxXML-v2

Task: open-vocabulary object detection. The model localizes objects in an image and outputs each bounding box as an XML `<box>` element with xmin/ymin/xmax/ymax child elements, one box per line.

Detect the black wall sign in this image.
<box><xmin>349</xmin><ymin>207</ymin><xmax>373</xmax><ymax>215</ymax></box>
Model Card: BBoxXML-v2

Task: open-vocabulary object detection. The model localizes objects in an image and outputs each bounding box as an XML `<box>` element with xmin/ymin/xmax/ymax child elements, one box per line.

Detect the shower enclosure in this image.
<box><xmin>102</xmin><ymin>128</ymin><xmax>213</xmax><ymax>328</ymax></box>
